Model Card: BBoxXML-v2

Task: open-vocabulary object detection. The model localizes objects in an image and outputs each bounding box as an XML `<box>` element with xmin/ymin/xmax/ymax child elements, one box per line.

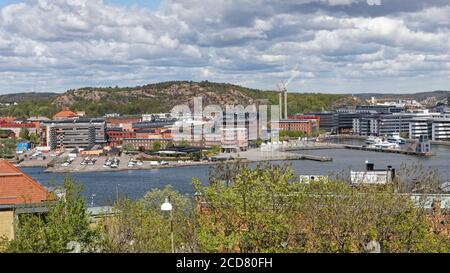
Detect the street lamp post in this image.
<box><xmin>116</xmin><ymin>184</ymin><xmax>120</xmax><ymax>203</ymax></box>
<box><xmin>90</xmin><ymin>194</ymin><xmax>96</xmax><ymax>207</ymax></box>
<box><xmin>161</xmin><ymin>197</ymin><xmax>174</xmax><ymax>253</ymax></box>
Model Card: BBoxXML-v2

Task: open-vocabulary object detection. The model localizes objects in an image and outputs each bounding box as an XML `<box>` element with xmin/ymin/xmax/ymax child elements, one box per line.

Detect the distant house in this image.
<box><xmin>0</xmin><ymin>129</ymin><xmax>15</xmax><ymax>139</ymax></box>
<box><xmin>53</xmin><ymin>107</ymin><xmax>79</xmax><ymax>120</ymax></box>
<box><xmin>350</xmin><ymin>162</ymin><xmax>396</xmax><ymax>185</ymax></box>
<box><xmin>0</xmin><ymin>160</ymin><xmax>53</xmax><ymax>240</ymax></box>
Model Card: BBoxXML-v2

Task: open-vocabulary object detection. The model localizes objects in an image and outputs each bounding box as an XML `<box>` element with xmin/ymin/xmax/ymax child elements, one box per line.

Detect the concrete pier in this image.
<box><xmin>343</xmin><ymin>145</ymin><xmax>434</xmax><ymax>156</ymax></box>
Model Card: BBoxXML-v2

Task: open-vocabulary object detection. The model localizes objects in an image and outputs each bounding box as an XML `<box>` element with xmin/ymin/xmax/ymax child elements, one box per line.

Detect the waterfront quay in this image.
<box><xmin>343</xmin><ymin>144</ymin><xmax>434</xmax><ymax>156</ymax></box>
<box><xmin>280</xmin><ymin>139</ymin><xmax>433</xmax><ymax>157</ymax></box>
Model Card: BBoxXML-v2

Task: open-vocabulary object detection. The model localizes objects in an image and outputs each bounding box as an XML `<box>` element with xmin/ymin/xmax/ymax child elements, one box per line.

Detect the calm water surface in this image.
<box><xmin>21</xmin><ymin>144</ymin><xmax>450</xmax><ymax>205</ymax></box>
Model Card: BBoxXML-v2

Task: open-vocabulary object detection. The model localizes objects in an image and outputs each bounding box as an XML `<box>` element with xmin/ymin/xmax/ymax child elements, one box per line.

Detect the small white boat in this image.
<box><xmin>374</xmin><ymin>141</ymin><xmax>399</xmax><ymax>149</ymax></box>
<box><xmin>387</xmin><ymin>134</ymin><xmax>406</xmax><ymax>145</ymax></box>
<box><xmin>365</xmin><ymin>136</ymin><xmax>378</xmax><ymax>145</ymax></box>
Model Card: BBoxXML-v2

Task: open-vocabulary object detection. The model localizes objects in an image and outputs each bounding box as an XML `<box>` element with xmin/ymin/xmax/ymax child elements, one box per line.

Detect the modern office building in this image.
<box><xmin>337</xmin><ymin>112</ymin><xmax>361</xmax><ymax>134</ymax></box>
<box><xmin>432</xmin><ymin>118</ymin><xmax>450</xmax><ymax>141</ymax></box>
<box><xmin>353</xmin><ymin>114</ymin><xmax>413</xmax><ymax>136</ymax></box>
<box><xmin>409</xmin><ymin>118</ymin><xmax>433</xmax><ymax>140</ymax></box>
<box><xmin>44</xmin><ymin>118</ymin><xmax>107</xmax><ymax>149</ymax></box>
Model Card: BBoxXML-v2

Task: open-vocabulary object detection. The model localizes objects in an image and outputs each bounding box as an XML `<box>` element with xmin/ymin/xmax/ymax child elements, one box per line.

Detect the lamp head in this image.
<box><xmin>161</xmin><ymin>197</ymin><xmax>173</xmax><ymax>211</ymax></box>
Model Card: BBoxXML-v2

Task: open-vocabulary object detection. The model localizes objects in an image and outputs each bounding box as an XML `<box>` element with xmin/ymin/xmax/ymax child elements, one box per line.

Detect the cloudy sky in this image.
<box><xmin>0</xmin><ymin>0</ymin><xmax>450</xmax><ymax>94</ymax></box>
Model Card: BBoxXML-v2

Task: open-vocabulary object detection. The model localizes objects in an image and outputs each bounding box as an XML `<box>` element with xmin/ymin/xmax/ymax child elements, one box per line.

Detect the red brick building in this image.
<box><xmin>288</xmin><ymin>114</ymin><xmax>321</xmax><ymax>128</ymax></box>
<box><xmin>106</xmin><ymin>128</ymin><xmax>136</xmax><ymax>147</ymax></box>
<box><xmin>272</xmin><ymin>120</ymin><xmax>318</xmax><ymax>136</ymax></box>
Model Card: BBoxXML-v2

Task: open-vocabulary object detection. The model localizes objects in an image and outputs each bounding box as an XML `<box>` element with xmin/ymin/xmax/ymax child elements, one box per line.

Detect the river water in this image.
<box><xmin>21</xmin><ymin>142</ymin><xmax>450</xmax><ymax>205</ymax></box>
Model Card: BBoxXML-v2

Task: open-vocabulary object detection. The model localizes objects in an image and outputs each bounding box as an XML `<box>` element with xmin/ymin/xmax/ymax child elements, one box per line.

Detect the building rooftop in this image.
<box><xmin>53</xmin><ymin>107</ymin><xmax>79</xmax><ymax>119</ymax></box>
<box><xmin>0</xmin><ymin>160</ymin><xmax>52</xmax><ymax>205</ymax></box>
<box><xmin>44</xmin><ymin>118</ymin><xmax>105</xmax><ymax>124</ymax></box>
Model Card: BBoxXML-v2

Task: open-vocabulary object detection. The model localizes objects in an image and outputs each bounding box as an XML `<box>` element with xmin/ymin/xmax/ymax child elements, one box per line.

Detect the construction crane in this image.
<box><xmin>277</xmin><ymin>63</ymin><xmax>300</xmax><ymax>120</ymax></box>
<box><xmin>277</xmin><ymin>82</ymin><xmax>287</xmax><ymax>119</ymax></box>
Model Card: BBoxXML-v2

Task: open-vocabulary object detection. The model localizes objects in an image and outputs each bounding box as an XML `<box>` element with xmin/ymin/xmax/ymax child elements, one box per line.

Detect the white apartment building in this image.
<box><xmin>432</xmin><ymin>118</ymin><xmax>450</xmax><ymax>141</ymax></box>
<box><xmin>409</xmin><ymin>116</ymin><xmax>450</xmax><ymax>141</ymax></box>
<box><xmin>221</xmin><ymin>127</ymin><xmax>248</xmax><ymax>152</ymax></box>
<box><xmin>409</xmin><ymin>119</ymin><xmax>432</xmax><ymax>139</ymax></box>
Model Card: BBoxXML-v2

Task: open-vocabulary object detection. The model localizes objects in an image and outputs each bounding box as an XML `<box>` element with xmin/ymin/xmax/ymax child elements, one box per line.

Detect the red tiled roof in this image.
<box><xmin>0</xmin><ymin>160</ymin><xmax>51</xmax><ymax>205</ymax></box>
<box><xmin>53</xmin><ymin>107</ymin><xmax>78</xmax><ymax>119</ymax></box>
<box><xmin>0</xmin><ymin>117</ymin><xmax>16</xmax><ymax>123</ymax></box>
<box><xmin>0</xmin><ymin>122</ymin><xmax>40</xmax><ymax>128</ymax></box>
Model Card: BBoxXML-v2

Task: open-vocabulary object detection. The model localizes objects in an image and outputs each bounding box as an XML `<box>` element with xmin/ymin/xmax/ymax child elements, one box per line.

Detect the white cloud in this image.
<box><xmin>1</xmin><ymin>0</ymin><xmax>450</xmax><ymax>93</ymax></box>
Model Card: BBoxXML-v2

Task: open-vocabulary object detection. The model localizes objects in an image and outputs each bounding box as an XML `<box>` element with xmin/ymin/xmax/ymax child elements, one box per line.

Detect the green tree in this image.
<box><xmin>193</xmin><ymin>162</ymin><xmax>450</xmax><ymax>253</ymax></box>
<box><xmin>101</xmin><ymin>186</ymin><xmax>197</xmax><ymax>253</ymax></box>
<box><xmin>152</xmin><ymin>141</ymin><xmax>162</xmax><ymax>151</ymax></box>
<box><xmin>29</xmin><ymin>132</ymin><xmax>40</xmax><ymax>144</ymax></box>
<box><xmin>0</xmin><ymin>139</ymin><xmax>16</xmax><ymax>159</ymax></box>
<box><xmin>1</xmin><ymin>178</ymin><xmax>102</xmax><ymax>253</ymax></box>
<box><xmin>19</xmin><ymin>128</ymin><xmax>30</xmax><ymax>140</ymax></box>
<box><xmin>194</xmin><ymin>162</ymin><xmax>295</xmax><ymax>253</ymax></box>
<box><xmin>122</xmin><ymin>142</ymin><xmax>135</xmax><ymax>152</ymax></box>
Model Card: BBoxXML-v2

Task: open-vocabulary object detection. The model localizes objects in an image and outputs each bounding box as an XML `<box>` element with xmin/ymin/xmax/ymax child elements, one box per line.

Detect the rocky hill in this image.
<box><xmin>1</xmin><ymin>81</ymin><xmax>351</xmax><ymax>118</ymax></box>
<box><xmin>52</xmin><ymin>81</ymin><xmax>351</xmax><ymax>117</ymax></box>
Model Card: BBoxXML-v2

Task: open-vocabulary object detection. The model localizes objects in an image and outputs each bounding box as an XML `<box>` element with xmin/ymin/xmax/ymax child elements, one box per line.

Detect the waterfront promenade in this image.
<box><xmin>16</xmin><ymin>137</ymin><xmax>444</xmax><ymax>174</ymax></box>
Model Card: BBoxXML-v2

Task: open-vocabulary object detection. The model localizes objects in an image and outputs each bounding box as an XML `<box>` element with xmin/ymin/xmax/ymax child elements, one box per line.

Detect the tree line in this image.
<box><xmin>1</xmin><ymin>162</ymin><xmax>449</xmax><ymax>253</ymax></box>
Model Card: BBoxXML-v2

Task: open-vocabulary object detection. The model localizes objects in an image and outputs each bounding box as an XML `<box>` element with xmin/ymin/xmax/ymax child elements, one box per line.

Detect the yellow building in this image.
<box><xmin>0</xmin><ymin>160</ymin><xmax>52</xmax><ymax>240</ymax></box>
